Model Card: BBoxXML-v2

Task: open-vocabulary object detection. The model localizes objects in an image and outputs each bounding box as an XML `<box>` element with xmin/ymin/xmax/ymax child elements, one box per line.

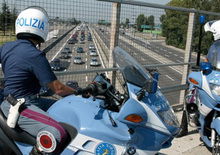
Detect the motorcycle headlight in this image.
<box><xmin>157</xmin><ymin>109</ymin><xmax>179</xmax><ymax>127</ymax></box>
<box><xmin>210</xmin><ymin>83</ymin><xmax>220</xmax><ymax>96</ymax></box>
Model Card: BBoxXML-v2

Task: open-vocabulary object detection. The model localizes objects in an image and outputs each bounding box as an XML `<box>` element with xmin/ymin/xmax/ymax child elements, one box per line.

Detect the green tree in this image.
<box><xmin>0</xmin><ymin>1</ymin><xmax>11</xmax><ymax>35</ymax></box>
<box><xmin>125</xmin><ymin>18</ymin><xmax>130</xmax><ymax>28</ymax></box>
<box><xmin>160</xmin><ymin>0</ymin><xmax>219</xmax><ymax>54</ymax></box>
<box><xmin>148</xmin><ymin>15</ymin><xmax>155</xmax><ymax>30</ymax></box>
<box><xmin>136</xmin><ymin>14</ymin><xmax>145</xmax><ymax>31</ymax></box>
<box><xmin>11</xmin><ymin>7</ymin><xmax>17</xmax><ymax>33</ymax></box>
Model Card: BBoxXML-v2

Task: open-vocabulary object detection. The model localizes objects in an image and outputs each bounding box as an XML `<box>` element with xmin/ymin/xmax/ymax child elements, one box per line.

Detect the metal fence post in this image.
<box><xmin>109</xmin><ymin>2</ymin><xmax>121</xmax><ymax>86</ymax></box>
<box><xmin>179</xmin><ymin>12</ymin><xmax>195</xmax><ymax>106</ymax></box>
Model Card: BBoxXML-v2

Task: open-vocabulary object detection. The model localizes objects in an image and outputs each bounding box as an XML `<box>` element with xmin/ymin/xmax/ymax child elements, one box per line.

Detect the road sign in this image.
<box><xmin>141</xmin><ymin>25</ymin><xmax>152</xmax><ymax>29</ymax></box>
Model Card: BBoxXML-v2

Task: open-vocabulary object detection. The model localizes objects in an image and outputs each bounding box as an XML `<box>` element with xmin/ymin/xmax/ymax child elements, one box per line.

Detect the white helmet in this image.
<box><xmin>15</xmin><ymin>6</ymin><xmax>49</xmax><ymax>43</ymax></box>
<box><xmin>204</xmin><ymin>20</ymin><xmax>220</xmax><ymax>41</ymax></box>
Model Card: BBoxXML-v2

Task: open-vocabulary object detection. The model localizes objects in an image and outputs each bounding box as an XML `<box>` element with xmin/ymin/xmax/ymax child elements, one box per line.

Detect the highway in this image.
<box><xmin>44</xmin><ymin>25</ymin><xmax>104</xmax><ymax>88</ymax></box>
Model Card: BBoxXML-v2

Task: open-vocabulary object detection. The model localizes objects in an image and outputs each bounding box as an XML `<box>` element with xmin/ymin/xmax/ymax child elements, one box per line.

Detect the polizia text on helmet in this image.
<box><xmin>16</xmin><ymin>18</ymin><xmax>45</xmax><ymax>30</ymax></box>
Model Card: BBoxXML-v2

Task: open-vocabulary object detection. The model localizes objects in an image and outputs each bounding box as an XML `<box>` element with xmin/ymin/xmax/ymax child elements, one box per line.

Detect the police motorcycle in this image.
<box><xmin>185</xmin><ymin>61</ymin><xmax>220</xmax><ymax>154</ymax></box>
<box><xmin>0</xmin><ymin>47</ymin><xmax>179</xmax><ymax>155</ymax></box>
<box><xmin>183</xmin><ymin>20</ymin><xmax>220</xmax><ymax>154</ymax></box>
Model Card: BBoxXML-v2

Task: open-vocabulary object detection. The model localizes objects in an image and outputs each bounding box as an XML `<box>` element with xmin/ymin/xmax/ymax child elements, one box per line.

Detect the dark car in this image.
<box><xmin>76</xmin><ymin>47</ymin><xmax>84</xmax><ymax>53</ymax></box>
<box><xmin>80</xmin><ymin>37</ymin><xmax>85</xmax><ymax>41</ymax></box>
<box><xmin>61</xmin><ymin>47</ymin><xmax>71</xmax><ymax>54</ymax></box>
<box><xmin>88</xmin><ymin>36</ymin><xmax>92</xmax><ymax>41</ymax></box>
<box><xmin>50</xmin><ymin>58</ymin><xmax>62</xmax><ymax>71</ymax></box>
<box><xmin>60</xmin><ymin>54</ymin><xmax>70</xmax><ymax>59</ymax></box>
<box><xmin>68</xmin><ymin>38</ymin><xmax>78</xmax><ymax>44</ymax></box>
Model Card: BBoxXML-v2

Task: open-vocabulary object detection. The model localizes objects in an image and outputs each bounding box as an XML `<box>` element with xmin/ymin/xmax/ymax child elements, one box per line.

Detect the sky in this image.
<box><xmin>1</xmin><ymin>0</ymin><xmax>171</xmax><ymax>24</ymax></box>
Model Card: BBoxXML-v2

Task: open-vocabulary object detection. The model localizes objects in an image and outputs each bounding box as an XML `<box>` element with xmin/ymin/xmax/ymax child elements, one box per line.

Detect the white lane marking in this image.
<box><xmin>120</xmin><ymin>36</ymin><xmax>183</xmax><ymax>74</ymax></box>
<box><xmin>174</xmin><ymin>54</ymin><xmax>178</xmax><ymax>57</ymax></box>
<box><xmin>165</xmin><ymin>75</ymin><xmax>175</xmax><ymax>81</ymax></box>
<box><xmin>176</xmin><ymin>60</ymin><xmax>182</xmax><ymax>63</ymax></box>
<box><xmin>165</xmin><ymin>54</ymin><xmax>169</xmax><ymax>57</ymax></box>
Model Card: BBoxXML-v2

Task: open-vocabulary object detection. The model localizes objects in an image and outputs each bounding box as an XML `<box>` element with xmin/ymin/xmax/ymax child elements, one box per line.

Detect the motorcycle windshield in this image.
<box><xmin>113</xmin><ymin>47</ymin><xmax>151</xmax><ymax>87</ymax></box>
<box><xmin>114</xmin><ymin>47</ymin><xmax>179</xmax><ymax>130</ymax></box>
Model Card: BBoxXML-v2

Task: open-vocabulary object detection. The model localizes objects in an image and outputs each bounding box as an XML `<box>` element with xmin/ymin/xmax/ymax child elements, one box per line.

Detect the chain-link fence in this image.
<box><xmin>1</xmin><ymin>0</ymin><xmax>220</xmax><ymax>106</ymax></box>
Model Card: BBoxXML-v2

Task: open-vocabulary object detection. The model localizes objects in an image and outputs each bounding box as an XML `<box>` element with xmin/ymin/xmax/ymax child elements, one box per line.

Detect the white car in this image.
<box><xmin>89</xmin><ymin>44</ymin><xmax>96</xmax><ymax>50</ymax></box>
<box><xmin>89</xmin><ymin>50</ymin><xmax>98</xmax><ymax>56</ymax></box>
<box><xmin>73</xmin><ymin>56</ymin><xmax>83</xmax><ymax>64</ymax></box>
<box><xmin>90</xmin><ymin>58</ymin><xmax>100</xmax><ymax>66</ymax></box>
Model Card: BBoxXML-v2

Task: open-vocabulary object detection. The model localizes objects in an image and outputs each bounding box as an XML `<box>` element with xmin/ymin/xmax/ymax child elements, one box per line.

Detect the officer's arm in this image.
<box><xmin>47</xmin><ymin>80</ymin><xmax>78</xmax><ymax>97</ymax></box>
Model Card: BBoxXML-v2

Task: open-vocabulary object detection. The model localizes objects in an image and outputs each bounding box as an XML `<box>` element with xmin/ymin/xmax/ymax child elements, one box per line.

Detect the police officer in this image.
<box><xmin>0</xmin><ymin>6</ymin><xmax>87</xmax><ymax>154</ymax></box>
<box><xmin>204</xmin><ymin>20</ymin><xmax>220</xmax><ymax>67</ymax></box>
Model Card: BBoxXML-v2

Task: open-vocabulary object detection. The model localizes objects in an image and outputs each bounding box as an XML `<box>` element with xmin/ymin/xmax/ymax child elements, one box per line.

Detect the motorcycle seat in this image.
<box><xmin>0</xmin><ymin>108</ymin><xmax>36</xmax><ymax>145</ymax></box>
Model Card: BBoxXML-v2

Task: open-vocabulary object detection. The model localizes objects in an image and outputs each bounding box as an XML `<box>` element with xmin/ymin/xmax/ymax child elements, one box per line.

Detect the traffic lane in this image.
<box><xmin>118</xmin><ymin>39</ymin><xmax>182</xmax><ymax>85</ymax></box>
<box><xmin>94</xmin><ymin>27</ymin><xmax>110</xmax><ymax>49</ymax></box>
<box><xmin>122</xmin><ymin>33</ymin><xmax>185</xmax><ymax>64</ymax></box>
<box><xmin>97</xmin><ymin>27</ymin><xmax>188</xmax><ymax>65</ymax></box>
<box><xmin>149</xmin><ymin>41</ymin><xmax>197</xmax><ymax>63</ymax></box>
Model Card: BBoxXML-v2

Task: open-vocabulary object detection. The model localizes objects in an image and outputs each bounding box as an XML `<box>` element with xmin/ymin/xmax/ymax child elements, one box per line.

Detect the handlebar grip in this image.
<box><xmin>84</xmin><ymin>83</ymin><xmax>97</xmax><ymax>94</ymax></box>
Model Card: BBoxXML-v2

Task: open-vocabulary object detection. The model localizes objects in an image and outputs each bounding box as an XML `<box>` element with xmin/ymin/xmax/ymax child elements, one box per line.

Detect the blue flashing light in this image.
<box><xmin>199</xmin><ymin>15</ymin><xmax>205</xmax><ymax>24</ymax></box>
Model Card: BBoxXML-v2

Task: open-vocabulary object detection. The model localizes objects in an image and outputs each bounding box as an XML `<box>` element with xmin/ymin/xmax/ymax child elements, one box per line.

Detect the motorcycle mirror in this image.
<box><xmin>200</xmin><ymin>62</ymin><xmax>212</xmax><ymax>75</ymax></box>
<box><xmin>145</xmin><ymin>78</ymin><xmax>158</xmax><ymax>94</ymax></box>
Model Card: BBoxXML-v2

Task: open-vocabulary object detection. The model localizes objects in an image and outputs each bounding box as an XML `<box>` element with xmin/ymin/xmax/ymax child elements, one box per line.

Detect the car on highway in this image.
<box><xmin>79</xmin><ymin>40</ymin><xmax>85</xmax><ymax>44</ymax></box>
<box><xmin>90</xmin><ymin>58</ymin><xmax>100</xmax><ymax>67</ymax></box>
<box><xmin>76</xmin><ymin>47</ymin><xmax>84</xmax><ymax>53</ymax></box>
<box><xmin>73</xmin><ymin>56</ymin><xmax>83</xmax><ymax>64</ymax></box>
<box><xmin>89</xmin><ymin>50</ymin><xmax>98</xmax><ymax>56</ymax></box>
<box><xmin>50</xmin><ymin>58</ymin><xmax>62</xmax><ymax>71</ymax></box>
<box><xmin>68</xmin><ymin>38</ymin><xmax>78</xmax><ymax>44</ymax></box>
<box><xmin>61</xmin><ymin>47</ymin><xmax>71</xmax><ymax>54</ymax></box>
<box><xmin>89</xmin><ymin>44</ymin><xmax>95</xmax><ymax>50</ymax></box>
<box><xmin>53</xmin><ymin>35</ymin><xmax>58</xmax><ymax>38</ymax></box>
<box><xmin>80</xmin><ymin>36</ymin><xmax>85</xmax><ymax>41</ymax></box>
<box><xmin>60</xmin><ymin>53</ymin><xmax>71</xmax><ymax>59</ymax></box>
<box><xmin>88</xmin><ymin>36</ymin><xmax>92</xmax><ymax>41</ymax></box>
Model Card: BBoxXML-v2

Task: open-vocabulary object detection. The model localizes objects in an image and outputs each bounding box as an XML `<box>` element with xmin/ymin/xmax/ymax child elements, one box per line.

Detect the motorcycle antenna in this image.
<box><xmin>196</xmin><ymin>15</ymin><xmax>206</xmax><ymax>66</ymax></box>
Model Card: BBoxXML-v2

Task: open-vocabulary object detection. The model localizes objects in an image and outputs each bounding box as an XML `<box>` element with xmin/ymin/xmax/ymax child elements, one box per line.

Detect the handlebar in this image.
<box><xmin>83</xmin><ymin>83</ymin><xmax>97</xmax><ymax>94</ymax></box>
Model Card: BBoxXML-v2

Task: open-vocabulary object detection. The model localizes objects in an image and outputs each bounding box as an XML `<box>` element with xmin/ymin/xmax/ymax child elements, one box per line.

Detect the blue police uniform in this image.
<box><xmin>0</xmin><ymin>39</ymin><xmax>57</xmax><ymax>98</ymax></box>
<box><xmin>0</xmin><ymin>39</ymin><xmax>68</xmax><ymax>153</ymax></box>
